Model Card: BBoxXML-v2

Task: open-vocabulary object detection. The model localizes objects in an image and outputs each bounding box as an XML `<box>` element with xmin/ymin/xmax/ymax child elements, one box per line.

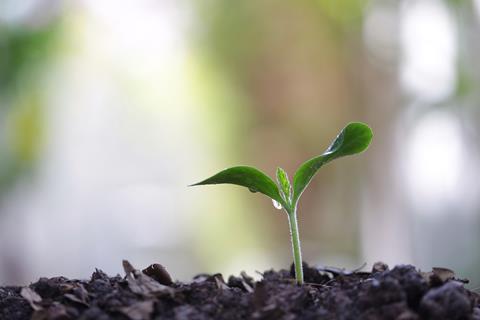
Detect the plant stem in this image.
<box><xmin>287</xmin><ymin>208</ymin><xmax>304</xmax><ymax>285</ymax></box>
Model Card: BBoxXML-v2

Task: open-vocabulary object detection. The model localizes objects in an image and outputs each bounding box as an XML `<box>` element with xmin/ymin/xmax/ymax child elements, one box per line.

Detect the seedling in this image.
<box><xmin>191</xmin><ymin>122</ymin><xmax>373</xmax><ymax>284</ymax></box>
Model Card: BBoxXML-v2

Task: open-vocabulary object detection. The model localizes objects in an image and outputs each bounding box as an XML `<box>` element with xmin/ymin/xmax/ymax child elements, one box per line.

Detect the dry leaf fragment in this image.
<box><xmin>122</xmin><ymin>260</ymin><xmax>173</xmax><ymax>297</ymax></box>
<box><xmin>20</xmin><ymin>287</ymin><xmax>43</xmax><ymax>311</ymax></box>
<box><xmin>241</xmin><ymin>280</ymin><xmax>254</xmax><ymax>293</ymax></box>
<box><xmin>142</xmin><ymin>263</ymin><xmax>173</xmax><ymax>286</ymax></box>
<box><xmin>213</xmin><ymin>274</ymin><xmax>229</xmax><ymax>290</ymax></box>
<box><xmin>432</xmin><ymin>267</ymin><xmax>455</xmax><ymax>283</ymax></box>
<box><xmin>123</xmin><ymin>260</ymin><xmax>137</xmax><ymax>275</ymax></box>
<box><xmin>64</xmin><ymin>284</ymin><xmax>89</xmax><ymax>306</ymax></box>
<box><xmin>372</xmin><ymin>262</ymin><xmax>389</xmax><ymax>273</ymax></box>
<box><xmin>241</xmin><ymin>271</ymin><xmax>254</xmax><ymax>286</ymax></box>
<box><xmin>421</xmin><ymin>267</ymin><xmax>456</xmax><ymax>286</ymax></box>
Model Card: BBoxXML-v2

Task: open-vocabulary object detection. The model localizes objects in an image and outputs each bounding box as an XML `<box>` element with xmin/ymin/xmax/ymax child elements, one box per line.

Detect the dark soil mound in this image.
<box><xmin>1</xmin><ymin>260</ymin><xmax>479</xmax><ymax>320</ymax></box>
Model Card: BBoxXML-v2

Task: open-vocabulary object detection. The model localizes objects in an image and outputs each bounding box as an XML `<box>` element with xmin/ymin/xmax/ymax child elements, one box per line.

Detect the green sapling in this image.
<box><xmin>191</xmin><ymin>122</ymin><xmax>373</xmax><ymax>284</ymax></box>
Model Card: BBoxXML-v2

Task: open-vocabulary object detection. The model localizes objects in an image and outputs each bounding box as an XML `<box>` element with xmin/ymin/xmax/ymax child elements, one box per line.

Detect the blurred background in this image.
<box><xmin>1</xmin><ymin>0</ymin><xmax>480</xmax><ymax>287</ymax></box>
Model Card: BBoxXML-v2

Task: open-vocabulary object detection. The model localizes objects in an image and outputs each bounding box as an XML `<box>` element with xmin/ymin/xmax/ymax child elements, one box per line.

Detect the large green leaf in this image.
<box><xmin>191</xmin><ymin>166</ymin><xmax>284</xmax><ymax>204</ymax></box>
<box><xmin>292</xmin><ymin>122</ymin><xmax>372</xmax><ymax>204</ymax></box>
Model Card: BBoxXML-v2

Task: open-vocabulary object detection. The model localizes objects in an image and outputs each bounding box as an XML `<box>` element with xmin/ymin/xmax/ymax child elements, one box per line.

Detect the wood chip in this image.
<box><xmin>20</xmin><ymin>287</ymin><xmax>43</xmax><ymax>311</ymax></box>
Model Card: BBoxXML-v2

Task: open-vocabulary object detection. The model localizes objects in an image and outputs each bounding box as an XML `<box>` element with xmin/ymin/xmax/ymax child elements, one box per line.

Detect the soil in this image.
<box><xmin>1</xmin><ymin>260</ymin><xmax>479</xmax><ymax>320</ymax></box>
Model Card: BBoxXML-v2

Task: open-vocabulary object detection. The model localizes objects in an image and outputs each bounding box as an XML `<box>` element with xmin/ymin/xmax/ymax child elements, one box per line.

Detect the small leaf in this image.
<box><xmin>292</xmin><ymin>122</ymin><xmax>372</xmax><ymax>204</ymax></box>
<box><xmin>276</xmin><ymin>167</ymin><xmax>292</xmax><ymax>203</ymax></box>
<box><xmin>191</xmin><ymin>166</ymin><xmax>284</xmax><ymax>204</ymax></box>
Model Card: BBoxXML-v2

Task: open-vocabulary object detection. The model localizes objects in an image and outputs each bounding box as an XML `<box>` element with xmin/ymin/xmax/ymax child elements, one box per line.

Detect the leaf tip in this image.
<box><xmin>340</xmin><ymin>122</ymin><xmax>373</xmax><ymax>155</ymax></box>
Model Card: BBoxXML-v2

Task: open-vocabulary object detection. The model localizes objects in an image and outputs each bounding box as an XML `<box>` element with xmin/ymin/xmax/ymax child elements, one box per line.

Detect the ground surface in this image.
<box><xmin>0</xmin><ymin>261</ymin><xmax>479</xmax><ymax>320</ymax></box>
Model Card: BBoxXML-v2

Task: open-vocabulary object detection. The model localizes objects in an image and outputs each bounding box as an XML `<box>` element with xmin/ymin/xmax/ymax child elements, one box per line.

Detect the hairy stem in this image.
<box><xmin>287</xmin><ymin>208</ymin><xmax>304</xmax><ymax>285</ymax></box>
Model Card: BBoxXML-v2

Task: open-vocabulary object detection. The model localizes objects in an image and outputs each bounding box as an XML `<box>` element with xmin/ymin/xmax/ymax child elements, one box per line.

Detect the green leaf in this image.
<box><xmin>292</xmin><ymin>122</ymin><xmax>372</xmax><ymax>204</ymax></box>
<box><xmin>276</xmin><ymin>167</ymin><xmax>292</xmax><ymax>204</ymax></box>
<box><xmin>191</xmin><ymin>166</ymin><xmax>284</xmax><ymax>204</ymax></box>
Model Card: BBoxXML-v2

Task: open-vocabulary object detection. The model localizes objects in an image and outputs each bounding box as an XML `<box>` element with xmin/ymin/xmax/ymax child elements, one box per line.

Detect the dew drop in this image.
<box><xmin>272</xmin><ymin>199</ymin><xmax>282</xmax><ymax>210</ymax></box>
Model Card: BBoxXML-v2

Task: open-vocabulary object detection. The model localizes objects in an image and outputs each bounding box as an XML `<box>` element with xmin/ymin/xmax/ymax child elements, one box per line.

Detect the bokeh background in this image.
<box><xmin>1</xmin><ymin>0</ymin><xmax>480</xmax><ymax>287</ymax></box>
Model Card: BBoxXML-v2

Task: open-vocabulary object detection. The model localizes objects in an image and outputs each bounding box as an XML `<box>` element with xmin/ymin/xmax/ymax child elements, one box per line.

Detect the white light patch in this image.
<box><xmin>0</xmin><ymin>0</ymin><xmax>37</xmax><ymax>24</ymax></box>
<box><xmin>363</xmin><ymin>3</ymin><xmax>399</xmax><ymax>63</ymax></box>
<box><xmin>475</xmin><ymin>0</ymin><xmax>480</xmax><ymax>18</ymax></box>
<box><xmin>404</xmin><ymin>112</ymin><xmax>465</xmax><ymax>214</ymax></box>
<box><xmin>400</xmin><ymin>0</ymin><xmax>456</xmax><ymax>102</ymax></box>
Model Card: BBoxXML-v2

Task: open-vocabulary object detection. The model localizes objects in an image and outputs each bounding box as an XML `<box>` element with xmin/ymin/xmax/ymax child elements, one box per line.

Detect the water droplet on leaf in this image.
<box><xmin>248</xmin><ymin>188</ymin><xmax>258</xmax><ymax>193</ymax></box>
<box><xmin>272</xmin><ymin>199</ymin><xmax>282</xmax><ymax>210</ymax></box>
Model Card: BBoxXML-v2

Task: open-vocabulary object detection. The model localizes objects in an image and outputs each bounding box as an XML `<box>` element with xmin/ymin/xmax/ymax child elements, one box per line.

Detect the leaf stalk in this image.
<box><xmin>287</xmin><ymin>207</ymin><xmax>304</xmax><ymax>285</ymax></box>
